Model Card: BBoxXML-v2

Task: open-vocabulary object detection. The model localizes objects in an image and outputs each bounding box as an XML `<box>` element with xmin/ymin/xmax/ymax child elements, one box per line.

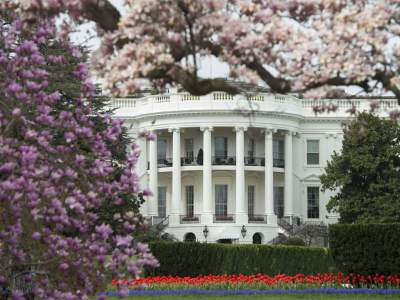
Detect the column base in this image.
<box><xmin>201</xmin><ymin>213</ymin><xmax>213</xmax><ymax>224</ymax></box>
<box><xmin>168</xmin><ymin>214</ymin><xmax>180</xmax><ymax>226</ymax></box>
<box><xmin>266</xmin><ymin>214</ymin><xmax>277</xmax><ymax>225</ymax></box>
<box><xmin>235</xmin><ymin>213</ymin><xmax>248</xmax><ymax>224</ymax></box>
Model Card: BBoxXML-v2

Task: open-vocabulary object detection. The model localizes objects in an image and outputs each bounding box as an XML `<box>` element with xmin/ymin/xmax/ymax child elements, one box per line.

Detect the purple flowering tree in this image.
<box><xmin>0</xmin><ymin>14</ymin><xmax>157</xmax><ymax>300</ymax></box>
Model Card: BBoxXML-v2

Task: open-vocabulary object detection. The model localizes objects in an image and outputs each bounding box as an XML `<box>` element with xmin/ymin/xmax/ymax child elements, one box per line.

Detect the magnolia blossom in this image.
<box><xmin>4</xmin><ymin>0</ymin><xmax>400</xmax><ymax>103</ymax></box>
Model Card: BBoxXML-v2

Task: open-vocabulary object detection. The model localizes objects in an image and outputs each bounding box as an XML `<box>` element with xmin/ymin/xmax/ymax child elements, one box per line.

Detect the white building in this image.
<box><xmin>111</xmin><ymin>89</ymin><xmax>399</xmax><ymax>244</ymax></box>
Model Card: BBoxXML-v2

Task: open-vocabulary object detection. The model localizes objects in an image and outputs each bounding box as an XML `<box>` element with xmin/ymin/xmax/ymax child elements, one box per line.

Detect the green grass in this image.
<box><xmin>109</xmin><ymin>295</ymin><xmax>400</xmax><ymax>300</ymax></box>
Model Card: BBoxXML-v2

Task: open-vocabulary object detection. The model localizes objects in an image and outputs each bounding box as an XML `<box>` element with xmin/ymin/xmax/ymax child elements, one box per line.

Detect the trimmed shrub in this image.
<box><xmin>329</xmin><ymin>223</ymin><xmax>400</xmax><ymax>275</ymax></box>
<box><xmin>281</xmin><ymin>237</ymin><xmax>306</xmax><ymax>246</ymax></box>
<box><xmin>146</xmin><ymin>242</ymin><xmax>336</xmax><ymax>276</ymax></box>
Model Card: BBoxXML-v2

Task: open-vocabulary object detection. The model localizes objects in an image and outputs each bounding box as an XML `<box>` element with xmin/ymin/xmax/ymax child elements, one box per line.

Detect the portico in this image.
<box><xmin>147</xmin><ymin>126</ymin><xmax>294</xmax><ymax>230</ymax></box>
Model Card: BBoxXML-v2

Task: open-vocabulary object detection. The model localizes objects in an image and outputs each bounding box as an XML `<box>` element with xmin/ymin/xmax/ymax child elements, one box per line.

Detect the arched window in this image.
<box><xmin>252</xmin><ymin>233</ymin><xmax>262</xmax><ymax>244</ymax></box>
<box><xmin>184</xmin><ymin>232</ymin><xmax>196</xmax><ymax>242</ymax></box>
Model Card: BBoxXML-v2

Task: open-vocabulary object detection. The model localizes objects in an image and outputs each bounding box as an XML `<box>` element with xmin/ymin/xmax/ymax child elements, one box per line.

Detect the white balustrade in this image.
<box><xmin>110</xmin><ymin>92</ymin><xmax>400</xmax><ymax>118</ymax></box>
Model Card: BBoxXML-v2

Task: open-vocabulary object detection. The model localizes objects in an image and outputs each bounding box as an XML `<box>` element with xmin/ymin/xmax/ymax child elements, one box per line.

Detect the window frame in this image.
<box><xmin>306</xmin><ymin>139</ymin><xmax>320</xmax><ymax>166</ymax></box>
<box><xmin>184</xmin><ymin>138</ymin><xmax>194</xmax><ymax>159</ymax></box>
<box><xmin>185</xmin><ymin>185</ymin><xmax>194</xmax><ymax>217</ymax></box>
<box><xmin>307</xmin><ymin>186</ymin><xmax>320</xmax><ymax>219</ymax></box>
<box><xmin>157</xmin><ymin>138</ymin><xmax>167</xmax><ymax>161</ymax></box>
<box><xmin>157</xmin><ymin>186</ymin><xmax>167</xmax><ymax>218</ymax></box>
<box><xmin>215</xmin><ymin>184</ymin><xmax>228</xmax><ymax>216</ymax></box>
<box><xmin>214</xmin><ymin>136</ymin><xmax>228</xmax><ymax>159</ymax></box>
<box><xmin>273</xmin><ymin>186</ymin><xmax>284</xmax><ymax>218</ymax></box>
<box><xmin>247</xmin><ymin>185</ymin><xmax>255</xmax><ymax>216</ymax></box>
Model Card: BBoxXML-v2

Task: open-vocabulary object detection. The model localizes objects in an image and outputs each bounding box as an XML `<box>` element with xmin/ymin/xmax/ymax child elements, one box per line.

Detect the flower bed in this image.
<box><xmin>112</xmin><ymin>273</ymin><xmax>400</xmax><ymax>291</ymax></box>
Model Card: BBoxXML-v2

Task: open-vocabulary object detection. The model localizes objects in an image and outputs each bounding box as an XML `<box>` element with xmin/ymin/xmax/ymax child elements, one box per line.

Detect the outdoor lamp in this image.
<box><xmin>241</xmin><ymin>225</ymin><xmax>247</xmax><ymax>238</ymax></box>
<box><xmin>203</xmin><ymin>225</ymin><xmax>209</xmax><ymax>239</ymax></box>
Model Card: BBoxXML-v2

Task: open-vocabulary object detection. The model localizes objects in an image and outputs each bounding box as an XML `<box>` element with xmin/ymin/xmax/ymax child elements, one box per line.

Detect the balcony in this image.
<box><xmin>158</xmin><ymin>157</ymin><xmax>173</xmax><ymax>167</ymax></box>
<box><xmin>179</xmin><ymin>214</ymin><xmax>201</xmax><ymax>224</ymax></box>
<box><xmin>212</xmin><ymin>156</ymin><xmax>236</xmax><ymax>165</ymax></box>
<box><xmin>181</xmin><ymin>156</ymin><xmax>203</xmax><ymax>166</ymax></box>
<box><xmin>213</xmin><ymin>214</ymin><xmax>235</xmax><ymax>223</ymax></box>
<box><xmin>244</xmin><ymin>157</ymin><xmax>264</xmax><ymax>166</ymax></box>
<box><xmin>152</xmin><ymin>156</ymin><xmax>284</xmax><ymax>168</ymax></box>
<box><xmin>248</xmin><ymin>214</ymin><xmax>268</xmax><ymax>223</ymax></box>
<box><xmin>273</xmin><ymin>158</ymin><xmax>285</xmax><ymax>168</ymax></box>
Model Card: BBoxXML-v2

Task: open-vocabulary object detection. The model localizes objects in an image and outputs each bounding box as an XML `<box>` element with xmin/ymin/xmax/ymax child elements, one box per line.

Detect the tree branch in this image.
<box><xmin>81</xmin><ymin>0</ymin><xmax>121</xmax><ymax>32</ymax></box>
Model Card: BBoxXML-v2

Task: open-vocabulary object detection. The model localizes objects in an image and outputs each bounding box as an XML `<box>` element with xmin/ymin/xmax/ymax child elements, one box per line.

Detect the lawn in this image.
<box><xmin>108</xmin><ymin>295</ymin><xmax>400</xmax><ymax>300</ymax></box>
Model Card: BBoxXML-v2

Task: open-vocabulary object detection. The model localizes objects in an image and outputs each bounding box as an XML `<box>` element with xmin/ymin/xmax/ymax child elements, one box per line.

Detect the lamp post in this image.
<box><xmin>203</xmin><ymin>225</ymin><xmax>209</xmax><ymax>242</ymax></box>
<box><xmin>241</xmin><ymin>225</ymin><xmax>247</xmax><ymax>238</ymax></box>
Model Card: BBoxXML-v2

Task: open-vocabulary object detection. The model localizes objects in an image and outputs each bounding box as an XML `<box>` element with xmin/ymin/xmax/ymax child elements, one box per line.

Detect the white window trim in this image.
<box><xmin>304</xmin><ymin>184</ymin><xmax>321</xmax><ymax>221</ymax></box>
<box><xmin>303</xmin><ymin>137</ymin><xmax>321</xmax><ymax>168</ymax></box>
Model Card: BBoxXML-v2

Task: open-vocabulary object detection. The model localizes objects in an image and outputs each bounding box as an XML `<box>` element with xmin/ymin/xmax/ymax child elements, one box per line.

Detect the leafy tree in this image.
<box><xmin>0</xmin><ymin>16</ymin><xmax>157</xmax><ymax>299</ymax></box>
<box><xmin>321</xmin><ymin>112</ymin><xmax>400</xmax><ymax>223</ymax></box>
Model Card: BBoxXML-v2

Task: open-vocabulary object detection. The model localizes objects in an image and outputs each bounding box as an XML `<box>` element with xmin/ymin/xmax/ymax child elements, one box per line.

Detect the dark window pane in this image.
<box><xmin>248</xmin><ymin>185</ymin><xmax>255</xmax><ymax>216</ymax></box>
<box><xmin>158</xmin><ymin>186</ymin><xmax>167</xmax><ymax>217</ymax></box>
<box><xmin>215</xmin><ymin>184</ymin><xmax>228</xmax><ymax>216</ymax></box>
<box><xmin>186</xmin><ymin>185</ymin><xmax>194</xmax><ymax>216</ymax></box>
<box><xmin>307</xmin><ymin>186</ymin><xmax>319</xmax><ymax>219</ymax></box>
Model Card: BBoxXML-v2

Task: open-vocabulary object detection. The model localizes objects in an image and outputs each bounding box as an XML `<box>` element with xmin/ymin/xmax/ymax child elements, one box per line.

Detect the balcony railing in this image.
<box><xmin>212</xmin><ymin>156</ymin><xmax>236</xmax><ymax>165</ymax></box>
<box><xmin>153</xmin><ymin>156</ymin><xmax>284</xmax><ymax>168</ymax></box>
<box><xmin>181</xmin><ymin>156</ymin><xmax>203</xmax><ymax>166</ymax></box>
<box><xmin>273</xmin><ymin>158</ymin><xmax>285</xmax><ymax>168</ymax></box>
<box><xmin>179</xmin><ymin>214</ymin><xmax>201</xmax><ymax>224</ymax></box>
<box><xmin>248</xmin><ymin>214</ymin><xmax>268</xmax><ymax>223</ymax></box>
<box><xmin>158</xmin><ymin>158</ymin><xmax>173</xmax><ymax>167</ymax></box>
<box><xmin>244</xmin><ymin>157</ymin><xmax>265</xmax><ymax>166</ymax></box>
<box><xmin>213</xmin><ymin>214</ymin><xmax>235</xmax><ymax>223</ymax></box>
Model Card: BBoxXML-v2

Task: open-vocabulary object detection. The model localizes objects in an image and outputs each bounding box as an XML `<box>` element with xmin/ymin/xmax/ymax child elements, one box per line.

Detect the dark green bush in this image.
<box><xmin>329</xmin><ymin>223</ymin><xmax>400</xmax><ymax>275</ymax></box>
<box><xmin>146</xmin><ymin>242</ymin><xmax>336</xmax><ymax>276</ymax></box>
<box><xmin>281</xmin><ymin>237</ymin><xmax>305</xmax><ymax>246</ymax></box>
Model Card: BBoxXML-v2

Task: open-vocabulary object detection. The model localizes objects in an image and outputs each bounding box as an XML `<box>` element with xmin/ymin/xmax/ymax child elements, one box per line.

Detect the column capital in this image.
<box><xmin>261</xmin><ymin>128</ymin><xmax>276</xmax><ymax>135</ymax></box>
<box><xmin>284</xmin><ymin>130</ymin><xmax>298</xmax><ymax>136</ymax></box>
<box><xmin>200</xmin><ymin>126</ymin><xmax>213</xmax><ymax>132</ymax></box>
<box><xmin>168</xmin><ymin>127</ymin><xmax>180</xmax><ymax>133</ymax></box>
<box><xmin>233</xmin><ymin>126</ymin><xmax>248</xmax><ymax>132</ymax></box>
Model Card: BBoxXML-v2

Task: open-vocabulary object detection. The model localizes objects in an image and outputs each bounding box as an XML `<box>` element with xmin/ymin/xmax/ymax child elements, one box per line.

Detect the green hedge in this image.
<box><xmin>146</xmin><ymin>242</ymin><xmax>336</xmax><ymax>276</ymax></box>
<box><xmin>329</xmin><ymin>223</ymin><xmax>400</xmax><ymax>275</ymax></box>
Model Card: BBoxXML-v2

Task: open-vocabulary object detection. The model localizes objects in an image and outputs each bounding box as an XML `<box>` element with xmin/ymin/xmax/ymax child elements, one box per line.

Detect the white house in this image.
<box><xmin>111</xmin><ymin>88</ymin><xmax>399</xmax><ymax>244</ymax></box>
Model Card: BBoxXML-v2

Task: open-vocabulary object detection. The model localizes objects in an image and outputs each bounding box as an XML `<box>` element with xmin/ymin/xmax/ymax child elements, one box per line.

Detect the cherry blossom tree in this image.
<box><xmin>4</xmin><ymin>0</ymin><xmax>400</xmax><ymax>102</ymax></box>
<box><xmin>0</xmin><ymin>14</ymin><xmax>157</xmax><ymax>300</ymax></box>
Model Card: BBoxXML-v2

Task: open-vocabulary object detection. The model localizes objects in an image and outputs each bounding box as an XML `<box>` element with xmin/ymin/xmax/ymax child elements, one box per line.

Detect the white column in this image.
<box><xmin>284</xmin><ymin>131</ymin><xmax>294</xmax><ymax>217</ymax></box>
<box><xmin>235</xmin><ymin>126</ymin><xmax>247</xmax><ymax>224</ymax></box>
<box><xmin>169</xmin><ymin>128</ymin><xmax>181</xmax><ymax>225</ymax></box>
<box><xmin>148</xmin><ymin>130</ymin><xmax>158</xmax><ymax>218</ymax></box>
<box><xmin>200</xmin><ymin>126</ymin><xmax>213</xmax><ymax>224</ymax></box>
<box><xmin>264</xmin><ymin>129</ymin><xmax>277</xmax><ymax>224</ymax></box>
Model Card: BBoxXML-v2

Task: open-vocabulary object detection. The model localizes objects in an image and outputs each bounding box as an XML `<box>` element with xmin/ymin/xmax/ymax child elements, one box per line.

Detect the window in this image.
<box><xmin>248</xmin><ymin>185</ymin><xmax>255</xmax><ymax>216</ymax></box>
<box><xmin>248</xmin><ymin>138</ymin><xmax>255</xmax><ymax>158</ymax></box>
<box><xmin>157</xmin><ymin>139</ymin><xmax>167</xmax><ymax>161</ymax></box>
<box><xmin>158</xmin><ymin>186</ymin><xmax>167</xmax><ymax>218</ymax></box>
<box><xmin>185</xmin><ymin>138</ymin><xmax>194</xmax><ymax>160</ymax></box>
<box><xmin>307</xmin><ymin>186</ymin><xmax>320</xmax><ymax>219</ymax></box>
<box><xmin>185</xmin><ymin>185</ymin><xmax>194</xmax><ymax>217</ymax></box>
<box><xmin>215</xmin><ymin>184</ymin><xmax>228</xmax><ymax>216</ymax></box>
<box><xmin>215</xmin><ymin>137</ymin><xmax>228</xmax><ymax>159</ymax></box>
<box><xmin>273</xmin><ymin>186</ymin><xmax>284</xmax><ymax>218</ymax></box>
<box><xmin>273</xmin><ymin>139</ymin><xmax>284</xmax><ymax>167</ymax></box>
<box><xmin>307</xmin><ymin>140</ymin><xmax>319</xmax><ymax>165</ymax></box>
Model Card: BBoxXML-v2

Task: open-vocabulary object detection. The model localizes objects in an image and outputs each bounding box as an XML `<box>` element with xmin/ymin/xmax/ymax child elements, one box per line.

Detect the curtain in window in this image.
<box><xmin>215</xmin><ymin>184</ymin><xmax>227</xmax><ymax>216</ymax></box>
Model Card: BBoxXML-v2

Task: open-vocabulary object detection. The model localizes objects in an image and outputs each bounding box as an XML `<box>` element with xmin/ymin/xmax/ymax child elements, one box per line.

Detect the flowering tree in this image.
<box><xmin>0</xmin><ymin>15</ymin><xmax>157</xmax><ymax>299</ymax></box>
<box><xmin>5</xmin><ymin>0</ymin><xmax>400</xmax><ymax>102</ymax></box>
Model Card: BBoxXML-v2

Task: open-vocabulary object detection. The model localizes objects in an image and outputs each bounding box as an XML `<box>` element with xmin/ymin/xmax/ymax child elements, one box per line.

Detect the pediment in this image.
<box><xmin>300</xmin><ymin>174</ymin><xmax>321</xmax><ymax>182</ymax></box>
